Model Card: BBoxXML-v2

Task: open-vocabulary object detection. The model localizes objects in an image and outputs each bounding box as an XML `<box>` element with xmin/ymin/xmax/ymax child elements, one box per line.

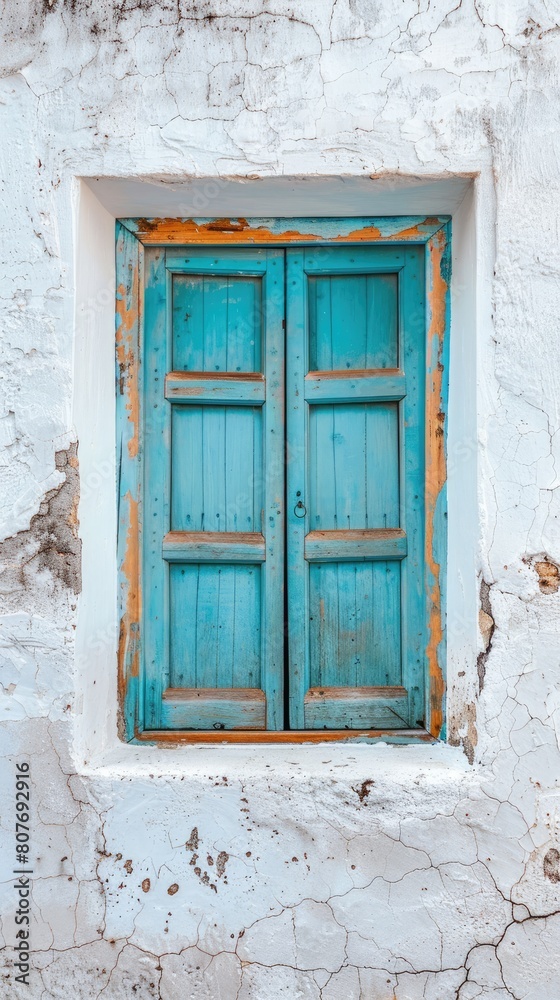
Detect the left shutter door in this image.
<box><xmin>143</xmin><ymin>247</ymin><xmax>285</xmax><ymax>731</ymax></box>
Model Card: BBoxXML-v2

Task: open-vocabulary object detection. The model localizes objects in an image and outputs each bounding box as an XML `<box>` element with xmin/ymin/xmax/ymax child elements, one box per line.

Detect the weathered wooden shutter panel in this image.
<box><xmin>286</xmin><ymin>246</ymin><xmax>426</xmax><ymax>730</ymax></box>
<box><xmin>143</xmin><ymin>248</ymin><xmax>285</xmax><ymax>730</ymax></box>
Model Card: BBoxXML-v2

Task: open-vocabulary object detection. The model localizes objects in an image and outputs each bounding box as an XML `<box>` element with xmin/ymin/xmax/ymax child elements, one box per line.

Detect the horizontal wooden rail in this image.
<box><xmin>304</xmin><ymin>528</ymin><xmax>406</xmax><ymax>562</ymax></box>
<box><xmin>161</xmin><ymin>687</ymin><xmax>266</xmax><ymax>730</ymax></box>
<box><xmin>304</xmin><ymin>686</ymin><xmax>409</xmax><ymax>730</ymax></box>
<box><xmin>304</xmin><ymin>369</ymin><xmax>405</xmax><ymax>403</ymax></box>
<box><xmin>136</xmin><ymin>729</ymin><xmax>434</xmax><ymax>744</ymax></box>
<box><xmin>162</xmin><ymin>531</ymin><xmax>266</xmax><ymax>562</ymax></box>
<box><xmin>165</xmin><ymin>371</ymin><xmax>265</xmax><ymax>404</ymax></box>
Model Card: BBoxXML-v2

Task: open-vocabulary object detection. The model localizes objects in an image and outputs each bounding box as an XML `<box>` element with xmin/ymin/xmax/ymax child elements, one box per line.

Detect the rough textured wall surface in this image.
<box><xmin>1</xmin><ymin>1</ymin><xmax>560</xmax><ymax>997</ymax></box>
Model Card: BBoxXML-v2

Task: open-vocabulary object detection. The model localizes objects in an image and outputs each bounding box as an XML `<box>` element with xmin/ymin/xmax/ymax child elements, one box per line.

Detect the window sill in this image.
<box><xmin>133</xmin><ymin>728</ymin><xmax>437</xmax><ymax>745</ymax></box>
<box><xmin>79</xmin><ymin>737</ymin><xmax>473</xmax><ymax>785</ymax></box>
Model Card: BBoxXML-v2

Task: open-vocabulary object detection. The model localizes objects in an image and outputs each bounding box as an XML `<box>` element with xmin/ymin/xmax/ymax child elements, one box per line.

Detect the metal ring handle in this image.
<box><xmin>294</xmin><ymin>500</ymin><xmax>307</xmax><ymax>518</ymax></box>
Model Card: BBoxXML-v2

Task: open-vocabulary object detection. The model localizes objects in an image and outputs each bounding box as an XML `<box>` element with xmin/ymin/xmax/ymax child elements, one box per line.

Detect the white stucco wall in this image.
<box><xmin>1</xmin><ymin>2</ymin><xmax>560</xmax><ymax>997</ymax></box>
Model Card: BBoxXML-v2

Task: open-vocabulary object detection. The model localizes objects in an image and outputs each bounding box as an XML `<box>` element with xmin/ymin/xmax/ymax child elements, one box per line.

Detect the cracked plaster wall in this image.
<box><xmin>1</xmin><ymin>1</ymin><xmax>560</xmax><ymax>997</ymax></box>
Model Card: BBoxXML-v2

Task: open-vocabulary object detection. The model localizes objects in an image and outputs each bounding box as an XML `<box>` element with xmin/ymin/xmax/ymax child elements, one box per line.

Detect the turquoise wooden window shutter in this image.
<box><xmin>124</xmin><ymin>234</ymin><xmax>435</xmax><ymax>734</ymax></box>
<box><xmin>286</xmin><ymin>247</ymin><xmax>425</xmax><ymax>730</ymax></box>
<box><xmin>142</xmin><ymin>247</ymin><xmax>285</xmax><ymax>731</ymax></box>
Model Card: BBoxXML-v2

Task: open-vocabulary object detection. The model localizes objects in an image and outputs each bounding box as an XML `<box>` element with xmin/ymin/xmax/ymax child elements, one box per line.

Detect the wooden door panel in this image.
<box><xmin>169</xmin><ymin>563</ymin><xmax>261</xmax><ymax>689</ymax></box>
<box><xmin>143</xmin><ymin>248</ymin><xmax>284</xmax><ymax>730</ymax></box>
<box><xmin>308</xmin><ymin>272</ymin><xmax>398</xmax><ymax>371</ymax></box>
<box><xmin>170</xmin><ymin>405</ymin><xmax>263</xmax><ymax>532</ymax></box>
<box><xmin>172</xmin><ymin>273</ymin><xmax>262</xmax><ymax>372</ymax></box>
<box><xmin>287</xmin><ymin>245</ymin><xmax>425</xmax><ymax>730</ymax></box>
<box><xmin>308</xmin><ymin>560</ymin><xmax>402</xmax><ymax>689</ymax></box>
<box><xmin>309</xmin><ymin>402</ymin><xmax>400</xmax><ymax>530</ymax></box>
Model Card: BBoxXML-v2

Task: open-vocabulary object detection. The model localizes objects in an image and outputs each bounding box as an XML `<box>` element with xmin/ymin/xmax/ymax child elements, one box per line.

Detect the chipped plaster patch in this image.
<box><xmin>0</xmin><ymin>444</ymin><xmax>81</xmax><ymax>596</ymax></box>
<box><xmin>534</xmin><ymin>559</ymin><xmax>560</xmax><ymax>594</ymax></box>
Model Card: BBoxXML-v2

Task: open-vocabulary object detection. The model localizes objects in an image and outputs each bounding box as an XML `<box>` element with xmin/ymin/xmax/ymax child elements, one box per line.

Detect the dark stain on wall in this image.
<box><xmin>543</xmin><ymin>847</ymin><xmax>560</xmax><ymax>883</ymax></box>
<box><xmin>353</xmin><ymin>779</ymin><xmax>374</xmax><ymax>804</ymax></box>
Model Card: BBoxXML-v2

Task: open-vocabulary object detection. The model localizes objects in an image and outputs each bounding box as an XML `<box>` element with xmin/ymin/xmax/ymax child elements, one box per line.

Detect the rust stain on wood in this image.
<box><xmin>118</xmin><ymin>491</ymin><xmax>141</xmax><ymax>708</ymax></box>
<box><xmin>425</xmin><ymin>228</ymin><xmax>448</xmax><ymax>737</ymax></box>
<box><xmin>116</xmin><ymin>272</ymin><xmax>139</xmax><ymax>459</ymax></box>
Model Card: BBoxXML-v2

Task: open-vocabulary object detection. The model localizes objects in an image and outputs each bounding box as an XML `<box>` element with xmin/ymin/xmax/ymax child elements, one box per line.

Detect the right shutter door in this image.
<box><xmin>286</xmin><ymin>245</ymin><xmax>426</xmax><ymax>730</ymax></box>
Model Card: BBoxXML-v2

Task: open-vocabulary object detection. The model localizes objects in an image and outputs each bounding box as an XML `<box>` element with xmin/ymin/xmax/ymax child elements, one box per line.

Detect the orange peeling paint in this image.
<box><xmin>116</xmin><ymin>273</ymin><xmax>140</xmax><ymax>459</ymax></box>
<box><xmin>130</xmin><ymin>217</ymin><xmax>445</xmax><ymax>246</ymax></box>
<box><xmin>425</xmin><ymin>229</ymin><xmax>448</xmax><ymax>736</ymax></box>
<box><xmin>118</xmin><ymin>491</ymin><xmax>141</xmax><ymax>708</ymax></box>
<box><xmin>133</xmin><ymin>217</ymin><xmax>324</xmax><ymax>244</ymax></box>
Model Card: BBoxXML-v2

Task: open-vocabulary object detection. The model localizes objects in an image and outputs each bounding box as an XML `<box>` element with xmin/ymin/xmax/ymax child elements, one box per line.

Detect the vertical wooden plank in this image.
<box><xmin>308</xmin><ymin>276</ymin><xmax>333</xmax><ymax>371</ymax></box>
<box><xmin>225</xmin><ymin>276</ymin><xmax>262</xmax><ymax>372</ymax></box>
<box><xmin>172</xmin><ymin>275</ymin><xmax>205</xmax><ymax>371</ymax></box>
<box><xmin>401</xmin><ymin>245</ymin><xmax>426</xmax><ymax>728</ymax></box>
<box><xmin>261</xmin><ymin>249</ymin><xmax>285</xmax><ymax>729</ymax></box>
<box><xmin>171</xmin><ymin>406</ymin><xmax>203</xmax><ymax>530</ymax></box>
<box><xmin>224</xmin><ymin>407</ymin><xmax>261</xmax><ymax>532</ymax></box>
<box><xmin>309</xmin><ymin>562</ymin><xmax>340</xmax><ymax>688</ymax></box>
<box><xmin>366</xmin><ymin>274</ymin><xmax>398</xmax><ymax>369</ymax></box>
<box><xmin>252</xmin><ymin>405</ymin><xmax>263</xmax><ymax>534</ymax></box>
<box><xmin>232</xmin><ymin>565</ymin><xmax>262</xmax><ymax>688</ymax></box>
<box><xmin>202</xmin><ymin>406</ymin><xmax>226</xmax><ymax>531</ymax></box>
<box><xmin>308</xmin><ymin>276</ymin><xmax>318</xmax><ymax>371</ymax></box>
<box><xmin>215</xmin><ymin>563</ymin><xmax>236</xmax><ymax>688</ymax></box>
<box><xmin>335</xmin><ymin>563</ymin><xmax>359</xmax><ymax>686</ymax></box>
<box><xmin>354</xmin><ymin>562</ymin><xmax>375</xmax><ymax>687</ymax></box>
<box><xmin>332</xmin><ymin>402</ymin><xmax>367</xmax><ymax>529</ymax></box>
<box><xmin>372</xmin><ymin>561</ymin><xmax>402</xmax><ymax>687</ymax></box>
<box><xmin>330</xmin><ymin>275</ymin><xmax>367</xmax><ymax>369</ymax></box>
<box><xmin>225</xmin><ymin>406</ymin><xmax>243</xmax><ymax>532</ymax></box>
<box><xmin>193</xmin><ymin>564</ymin><xmax>219</xmax><ymax>688</ymax></box>
<box><xmin>309</xmin><ymin>405</ymin><xmax>337</xmax><ymax>530</ymax></box>
<box><xmin>365</xmin><ymin>403</ymin><xmax>400</xmax><ymax>528</ymax></box>
<box><xmin>143</xmin><ymin>246</ymin><xmax>171</xmax><ymax>730</ymax></box>
<box><xmin>202</xmin><ymin>276</ymin><xmax>228</xmax><ymax>371</ymax></box>
<box><xmin>286</xmin><ymin>249</ymin><xmax>308</xmax><ymax>728</ymax></box>
<box><xmin>169</xmin><ymin>563</ymin><xmax>198</xmax><ymax>687</ymax></box>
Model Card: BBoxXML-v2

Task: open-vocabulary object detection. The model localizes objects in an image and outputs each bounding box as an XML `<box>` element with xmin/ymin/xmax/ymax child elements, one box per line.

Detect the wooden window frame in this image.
<box><xmin>116</xmin><ymin>216</ymin><xmax>451</xmax><ymax>745</ymax></box>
